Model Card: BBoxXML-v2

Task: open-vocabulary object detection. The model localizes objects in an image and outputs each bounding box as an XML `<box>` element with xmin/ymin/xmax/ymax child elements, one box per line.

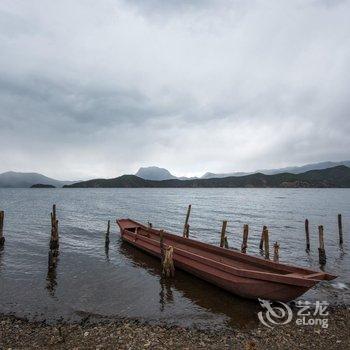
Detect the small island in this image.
<box><xmin>30</xmin><ymin>184</ymin><xmax>56</xmax><ymax>188</ymax></box>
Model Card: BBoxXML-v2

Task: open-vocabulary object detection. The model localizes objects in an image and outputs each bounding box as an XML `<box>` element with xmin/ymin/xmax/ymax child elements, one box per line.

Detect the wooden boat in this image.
<box><xmin>117</xmin><ymin>219</ymin><xmax>337</xmax><ymax>302</ymax></box>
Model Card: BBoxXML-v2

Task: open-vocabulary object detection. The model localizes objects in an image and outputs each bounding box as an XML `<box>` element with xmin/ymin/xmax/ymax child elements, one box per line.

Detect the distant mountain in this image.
<box><xmin>201</xmin><ymin>171</ymin><xmax>251</xmax><ymax>179</ymax></box>
<box><xmin>0</xmin><ymin>171</ymin><xmax>74</xmax><ymax>188</ymax></box>
<box><xmin>3</xmin><ymin>161</ymin><xmax>350</xmax><ymax>187</ymax></box>
<box><xmin>65</xmin><ymin>165</ymin><xmax>350</xmax><ymax>188</ymax></box>
<box><xmin>259</xmin><ymin>160</ymin><xmax>350</xmax><ymax>175</ymax></box>
<box><xmin>135</xmin><ymin>166</ymin><xmax>177</xmax><ymax>180</ymax></box>
<box><xmin>135</xmin><ymin>161</ymin><xmax>350</xmax><ymax>180</ymax></box>
<box><xmin>201</xmin><ymin>160</ymin><xmax>350</xmax><ymax>179</ymax></box>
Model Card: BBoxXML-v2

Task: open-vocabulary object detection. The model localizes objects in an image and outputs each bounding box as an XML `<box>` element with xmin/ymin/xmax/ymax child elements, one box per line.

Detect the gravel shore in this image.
<box><xmin>0</xmin><ymin>307</ymin><xmax>349</xmax><ymax>349</ymax></box>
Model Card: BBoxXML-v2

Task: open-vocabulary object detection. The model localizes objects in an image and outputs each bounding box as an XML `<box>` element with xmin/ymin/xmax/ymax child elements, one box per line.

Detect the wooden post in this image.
<box><xmin>48</xmin><ymin>245</ymin><xmax>59</xmax><ymax>270</ymax></box>
<box><xmin>159</xmin><ymin>230</ymin><xmax>174</xmax><ymax>277</ymax></box>
<box><xmin>163</xmin><ymin>246</ymin><xmax>175</xmax><ymax>277</ymax></box>
<box><xmin>241</xmin><ymin>224</ymin><xmax>249</xmax><ymax>253</ymax></box>
<box><xmin>183</xmin><ymin>205</ymin><xmax>191</xmax><ymax>238</ymax></box>
<box><xmin>46</xmin><ymin>251</ymin><xmax>58</xmax><ymax>296</ymax></box>
<box><xmin>263</xmin><ymin>228</ymin><xmax>269</xmax><ymax>259</ymax></box>
<box><xmin>305</xmin><ymin>219</ymin><xmax>310</xmax><ymax>252</ymax></box>
<box><xmin>185</xmin><ymin>224</ymin><xmax>190</xmax><ymax>239</ymax></box>
<box><xmin>220</xmin><ymin>220</ymin><xmax>228</xmax><ymax>248</ymax></box>
<box><xmin>259</xmin><ymin>226</ymin><xmax>267</xmax><ymax>251</ymax></box>
<box><xmin>318</xmin><ymin>225</ymin><xmax>326</xmax><ymax>265</ymax></box>
<box><xmin>105</xmin><ymin>220</ymin><xmax>110</xmax><ymax>247</ymax></box>
<box><xmin>224</xmin><ymin>236</ymin><xmax>229</xmax><ymax>249</ymax></box>
<box><xmin>338</xmin><ymin>214</ymin><xmax>343</xmax><ymax>246</ymax></box>
<box><xmin>50</xmin><ymin>204</ymin><xmax>59</xmax><ymax>250</ymax></box>
<box><xmin>0</xmin><ymin>210</ymin><xmax>4</xmax><ymax>247</ymax></box>
<box><xmin>48</xmin><ymin>250</ymin><xmax>56</xmax><ymax>271</ymax></box>
<box><xmin>273</xmin><ymin>242</ymin><xmax>280</xmax><ymax>262</ymax></box>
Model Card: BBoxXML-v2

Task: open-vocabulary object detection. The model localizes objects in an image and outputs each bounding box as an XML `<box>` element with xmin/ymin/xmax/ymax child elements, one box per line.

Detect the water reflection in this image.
<box><xmin>105</xmin><ymin>244</ymin><xmax>110</xmax><ymax>262</ymax></box>
<box><xmin>333</xmin><ymin>248</ymin><xmax>346</xmax><ymax>268</ymax></box>
<box><xmin>119</xmin><ymin>242</ymin><xmax>260</xmax><ymax>328</ymax></box>
<box><xmin>159</xmin><ymin>277</ymin><xmax>174</xmax><ymax>312</ymax></box>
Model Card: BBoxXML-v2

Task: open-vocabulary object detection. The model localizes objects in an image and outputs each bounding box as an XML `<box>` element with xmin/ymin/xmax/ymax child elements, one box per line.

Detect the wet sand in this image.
<box><xmin>1</xmin><ymin>307</ymin><xmax>349</xmax><ymax>349</ymax></box>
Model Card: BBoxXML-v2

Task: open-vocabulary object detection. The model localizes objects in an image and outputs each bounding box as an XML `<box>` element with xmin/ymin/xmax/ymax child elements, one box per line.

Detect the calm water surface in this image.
<box><xmin>0</xmin><ymin>188</ymin><xmax>349</xmax><ymax>329</ymax></box>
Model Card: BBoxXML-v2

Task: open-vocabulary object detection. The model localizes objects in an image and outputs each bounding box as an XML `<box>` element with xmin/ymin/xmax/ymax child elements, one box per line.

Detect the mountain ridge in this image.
<box><xmin>135</xmin><ymin>166</ymin><xmax>177</xmax><ymax>180</ymax></box>
<box><xmin>135</xmin><ymin>161</ymin><xmax>350</xmax><ymax>180</ymax></box>
<box><xmin>2</xmin><ymin>160</ymin><xmax>350</xmax><ymax>188</ymax></box>
<box><xmin>65</xmin><ymin>165</ymin><xmax>350</xmax><ymax>188</ymax></box>
<box><xmin>0</xmin><ymin>171</ymin><xmax>75</xmax><ymax>188</ymax></box>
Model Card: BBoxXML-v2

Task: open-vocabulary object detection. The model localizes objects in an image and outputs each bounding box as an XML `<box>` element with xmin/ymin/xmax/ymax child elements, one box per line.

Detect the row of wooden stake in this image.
<box><xmin>45</xmin><ymin>206</ymin><xmax>345</xmax><ymax>271</ymax></box>
<box><xmin>182</xmin><ymin>204</ymin><xmax>344</xmax><ymax>265</ymax></box>
<box><xmin>0</xmin><ymin>205</ymin><xmax>345</xmax><ymax>269</ymax></box>
<box><xmin>0</xmin><ymin>206</ymin><xmax>60</xmax><ymax>269</ymax></box>
<box><xmin>304</xmin><ymin>215</ymin><xmax>343</xmax><ymax>265</ymax></box>
<box><xmin>181</xmin><ymin>205</ymin><xmax>280</xmax><ymax>261</ymax></box>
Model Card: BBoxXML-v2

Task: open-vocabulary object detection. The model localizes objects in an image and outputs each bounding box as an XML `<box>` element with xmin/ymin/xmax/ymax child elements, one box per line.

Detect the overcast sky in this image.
<box><xmin>0</xmin><ymin>0</ymin><xmax>349</xmax><ymax>180</ymax></box>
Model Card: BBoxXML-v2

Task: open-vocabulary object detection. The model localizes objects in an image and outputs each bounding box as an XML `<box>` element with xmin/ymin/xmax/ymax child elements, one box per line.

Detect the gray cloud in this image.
<box><xmin>0</xmin><ymin>0</ymin><xmax>349</xmax><ymax>179</ymax></box>
<box><xmin>125</xmin><ymin>0</ymin><xmax>214</xmax><ymax>13</ymax></box>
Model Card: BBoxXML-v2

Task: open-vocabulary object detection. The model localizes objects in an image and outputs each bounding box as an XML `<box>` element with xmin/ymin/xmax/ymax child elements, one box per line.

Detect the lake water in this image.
<box><xmin>0</xmin><ymin>188</ymin><xmax>349</xmax><ymax>329</ymax></box>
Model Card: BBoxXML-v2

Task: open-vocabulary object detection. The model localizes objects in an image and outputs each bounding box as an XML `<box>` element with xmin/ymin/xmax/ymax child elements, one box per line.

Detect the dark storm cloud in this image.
<box><xmin>0</xmin><ymin>0</ymin><xmax>349</xmax><ymax>178</ymax></box>
<box><xmin>0</xmin><ymin>74</ymin><xmax>169</xmax><ymax>129</ymax></box>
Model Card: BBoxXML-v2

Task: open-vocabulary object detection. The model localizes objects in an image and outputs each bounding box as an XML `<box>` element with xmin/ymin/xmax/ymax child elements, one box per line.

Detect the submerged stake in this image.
<box><xmin>224</xmin><ymin>236</ymin><xmax>229</xmax><ymax>249</ymax></box>
<box><xmin>50</xmin><ymin>204</ymin><xmax>59</xmax><ymax>250</ymax></box>
<box><xmin>241</xmin><ymin>224</ymin><xmax>249</xmax><ymax>253</ymax></box>
<box><xmin>259</xmin><ymin>226</ymin><xmax>267</xmax><ymax>251</ymax></box>
<box><xmin>305</xmin><ymin>219</ymin><xmax>310</xmax><ymax>252</ymax></box>
<box><xmin>48</xmin><ymin>250</ymin><xmax>58</xmax><ymax>270</ymax></box>
<box><xmin>163</xmin><ymin>246</ymin><xmax>175</xmax><ymax>277</ymax></box>
<box><xmin>0</xmin><ymin>210</ymin><xmax>4</xmax><ymax>247</ymax></box>
<box><xmin>338</xmin><ymin>214</ymin><xmax>343</xmax><ymax>246</ymax></box>
<box><xmin>183</xmin><ymin>205</ymin><xmax>191</xmax><ymax>238</ymax></box>
<box><xmin>263</xmin><ymin>227</ymin><xmax>270</xmax><ymax>260</ymax></box>
<box><xmin>160</xmin><ymin>230</ymin><xmax>174</xmax><ymax>277</ymax></box>
<box><xmin>184</xmin><ymin>224</ymin><xmax>190</xmax><ymax>239</ymax></box>
<box><xmin>220</xmin><ymin>220</ymin><xmax>228</xmax><ymax>248</ymax></box>
<box><xmin>273</xmin><ymin>242</ymin><xmax>280</xmax><ymax>262</ymax></box>
<box><xmin>105</xmin><ymin>220</ymin><xmax>110</xmax><ymax>247</ymax></box>
<box><xmin>318</xmin><ymin>225</ymin><xmax>326</xmax><ymax>265</ymax></box>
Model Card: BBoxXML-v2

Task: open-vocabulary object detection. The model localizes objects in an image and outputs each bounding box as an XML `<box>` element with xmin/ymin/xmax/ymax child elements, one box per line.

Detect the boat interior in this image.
<box><xmin>117</xmin><ymin>219</ymin><xmax>336</xmax><ymax>282</ymax></box>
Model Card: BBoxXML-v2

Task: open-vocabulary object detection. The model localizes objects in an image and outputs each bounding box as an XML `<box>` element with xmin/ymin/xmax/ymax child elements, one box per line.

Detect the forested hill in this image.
<box><xmin>63</xmin><ymin>166</ymin><xmax>350</xmax><ymax>188</ymax></box>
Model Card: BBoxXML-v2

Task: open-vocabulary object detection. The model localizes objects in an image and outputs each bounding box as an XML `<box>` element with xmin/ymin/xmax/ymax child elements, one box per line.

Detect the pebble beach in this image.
<box><xmin>1</xmin><ymin>307</ymin><xmax>349</xmax><ymax>349</ymax></box>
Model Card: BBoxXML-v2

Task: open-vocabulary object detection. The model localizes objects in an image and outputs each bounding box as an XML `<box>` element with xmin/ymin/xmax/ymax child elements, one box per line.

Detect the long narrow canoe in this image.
<box><xmin>117</xmin><ymin>219</ymin><xmax>336</xmax><ymax>302</ymax></box>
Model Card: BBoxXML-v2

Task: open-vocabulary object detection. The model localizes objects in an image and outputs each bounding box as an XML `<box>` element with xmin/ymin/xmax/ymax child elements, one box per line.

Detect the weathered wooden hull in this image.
<box><xmin>117</xmin><ymin>219</ymin><xmax>336</xmax><ymax>302</ymax></box>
